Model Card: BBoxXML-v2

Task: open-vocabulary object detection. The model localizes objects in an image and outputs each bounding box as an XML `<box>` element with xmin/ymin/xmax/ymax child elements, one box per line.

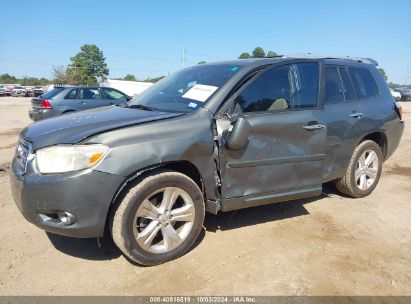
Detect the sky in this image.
<box><xmin>1</xmin><ymin>0</ymin><xmax>410</xmax><ymax>84</ymax></box>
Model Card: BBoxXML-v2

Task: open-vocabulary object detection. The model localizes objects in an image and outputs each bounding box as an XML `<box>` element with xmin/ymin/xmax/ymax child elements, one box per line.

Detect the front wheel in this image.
<box><xmin>111</xmin><ymin>170</ymin><xmax>205</xmax><ymax>266</ymax></box>
<box><xmin>335</xmin><ymin>140</ymin><xmax>383</xmax><ymax>198</ymax></box>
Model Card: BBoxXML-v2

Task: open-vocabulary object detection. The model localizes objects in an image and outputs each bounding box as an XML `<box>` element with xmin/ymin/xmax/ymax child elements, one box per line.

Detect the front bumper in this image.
<box><xmin>10</xmin><ymin>155</ymin><xmax>124</xmax><ymax>238</ymax></box>
<box><xmin>28</xmin><ymin>108</ymin><xmax>57</xmax><ymax>121</ymax></box>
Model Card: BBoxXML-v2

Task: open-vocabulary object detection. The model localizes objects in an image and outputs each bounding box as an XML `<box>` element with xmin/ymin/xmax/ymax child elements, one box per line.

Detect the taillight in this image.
<box><xmin>394</xmin><ymin>102</ymin><xmax>403</xmax><ymax>121</ymax></box>
<box><xmin>41</xmin><ymin>99</ymin><xmax>52</xmax><ymax>109</ymax></box>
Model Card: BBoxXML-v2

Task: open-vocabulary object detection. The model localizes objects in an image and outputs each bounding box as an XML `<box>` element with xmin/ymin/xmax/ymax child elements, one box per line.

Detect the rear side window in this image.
<box><xmin>338</xmin><ymin>67</ymin><xmax>355</xmax><ymax>100</ymax></box>
<box><xmin>325</xmin><ymin>66</ymin><xmax>357</xmax><ymax>103</ymax></box>
<box><xmin>64</xmin><ymin>89</ymin><xmax>77</xmax><ymax>99</ymax></box>
<box><xmin>41</xmin><ymin>88</ymin><xmax>64</xmax><ymax>99</ymax></box>
<box><xmin>349</xmin><ymin>67</ymin><xmax>379</xmax><ymax>98</ymax></box>
<box><xmin>325</xmin><ymin>66</ymin><xmax>344</xmax><ymax>103</ymax></box>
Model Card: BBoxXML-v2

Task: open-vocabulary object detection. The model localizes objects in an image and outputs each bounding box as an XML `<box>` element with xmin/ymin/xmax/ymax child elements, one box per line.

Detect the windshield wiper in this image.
<box><xmin>128</xmin><ymin>104</ymin><xmax>156</xmax><ymax>111</ymax></box>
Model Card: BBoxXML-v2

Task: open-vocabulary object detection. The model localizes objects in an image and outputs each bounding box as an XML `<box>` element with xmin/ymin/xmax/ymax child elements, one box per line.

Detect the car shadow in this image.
<box><xmin>204</xmin><ymin>182</ymin><xmax>340</xmax><ymax>232</ymax></box>
<box><xmin>46</xmin><ymin>232</ymin><xmax>122</xmax><ymax>261</ymax></box>
<box><xmin>46</xmin><ymin>183</ymin><xmax>341</xmax><ymax>262</ymax></box>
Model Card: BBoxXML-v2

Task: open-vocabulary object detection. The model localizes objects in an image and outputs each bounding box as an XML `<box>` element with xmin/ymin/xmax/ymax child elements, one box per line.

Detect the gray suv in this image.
<box><xmin>11</xmin><ymin>56</ymin><xmax>404</xmax><ymax>265</ymax></box>
<box><xmin>28</xmin><ymin>86</ymin><xmax>131</xmax><ymax>121</ymax></box>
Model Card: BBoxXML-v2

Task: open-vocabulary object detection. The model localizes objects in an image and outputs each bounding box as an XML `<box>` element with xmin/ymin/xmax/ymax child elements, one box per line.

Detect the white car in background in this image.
<box><xmin>11</xmin><ymin>86</ymin><xmax>27</xmax><ymax>97</ymax></box>
<box><xmin>390</xmin><ymin>89</ymin><xmax>401</xmax><ymax>101</ymax></box>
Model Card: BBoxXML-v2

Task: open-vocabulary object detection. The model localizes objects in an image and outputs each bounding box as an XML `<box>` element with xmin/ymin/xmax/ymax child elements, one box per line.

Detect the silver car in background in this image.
<box><xmin>28</xmin><ymin>86</ymin><xmax>131</xmax><ymax>121</ymax></box>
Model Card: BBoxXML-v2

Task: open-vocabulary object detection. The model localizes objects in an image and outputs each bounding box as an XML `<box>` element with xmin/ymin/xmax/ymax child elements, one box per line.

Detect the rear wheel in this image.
<box><xmin>335</xmin><ymin>140</ymin><xmax>383</xmax><ymax>198</ymax></box>
<box><xmin>111</xmin><ymin>170</ymin><xmax>205</xmax><ymax>266</ymax></box>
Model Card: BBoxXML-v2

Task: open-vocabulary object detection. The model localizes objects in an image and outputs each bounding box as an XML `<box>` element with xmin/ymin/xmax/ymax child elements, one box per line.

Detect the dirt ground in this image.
<box><xmin>0</xmin><ymin>97</ymin><xmax>410</xmax><ymax>296</ymax></box>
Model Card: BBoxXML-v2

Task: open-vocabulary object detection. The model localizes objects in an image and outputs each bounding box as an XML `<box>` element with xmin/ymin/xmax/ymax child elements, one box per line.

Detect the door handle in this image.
<box><xmin>303</xmin><ymin>123</ymin><xmax>325</xmax><ymax>131</ymax></box>
<box><xmin>350</xmin><ymin>112</ymin><xmax>363</xmax><ymax>118</ymax></box>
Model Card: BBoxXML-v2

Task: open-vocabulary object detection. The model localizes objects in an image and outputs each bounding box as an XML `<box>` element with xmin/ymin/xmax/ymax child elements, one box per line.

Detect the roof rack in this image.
<box><xmin>277</xmin><ymin>53</ymin><xmax>378</xmax><ymax>66</ymax></box>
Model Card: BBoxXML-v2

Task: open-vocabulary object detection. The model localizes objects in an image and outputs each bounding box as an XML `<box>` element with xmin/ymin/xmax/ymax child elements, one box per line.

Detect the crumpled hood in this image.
<box><xmin>21</xmin><ymin>106</ymin><xmax>183</xmax><ymax>150</ymax></box>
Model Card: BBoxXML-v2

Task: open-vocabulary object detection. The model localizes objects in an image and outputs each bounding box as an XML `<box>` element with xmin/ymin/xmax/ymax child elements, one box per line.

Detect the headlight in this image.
<box><xmin>36</xmin><ymin>144</ymin><xmax>109</xmax><ymax>174</ymax></box>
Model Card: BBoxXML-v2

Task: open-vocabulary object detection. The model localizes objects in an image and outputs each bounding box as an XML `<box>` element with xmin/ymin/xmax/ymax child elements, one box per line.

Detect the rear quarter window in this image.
<box><xmin>348</xmin><ymin>67</ymin><xmax>379</xmax><ymax>99</ymax></box>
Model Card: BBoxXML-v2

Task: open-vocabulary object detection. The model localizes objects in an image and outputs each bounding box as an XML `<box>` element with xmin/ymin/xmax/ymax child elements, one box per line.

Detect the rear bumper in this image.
<box><xmin>10</xmin><ymin>157</ymin><xmax>125</xmax><ymax>238</ymax></box>
<box><xmin>28</xmin><ymin>108</ymin><xmax>57</xmax><ymax>121</ymax></box>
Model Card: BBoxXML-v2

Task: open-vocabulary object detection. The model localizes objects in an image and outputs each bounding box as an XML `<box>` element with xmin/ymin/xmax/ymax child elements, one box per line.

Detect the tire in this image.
<box><xmin>335</xmin><ymin>140</ymin><xmax>383</xmax><ymax>198</ymax></box>
<box><xmin>111</xmin><ymin>170</ymin><xmax>205</xmax><ymax>266</ymax></box>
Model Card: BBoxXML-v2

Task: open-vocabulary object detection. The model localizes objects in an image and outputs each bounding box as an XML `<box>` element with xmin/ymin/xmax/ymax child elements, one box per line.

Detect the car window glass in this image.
<box><xmin>236</xmin><ymin>63</ymin><xmax>319</xmax><ymax>112</ymax></box>
<box><xmin>349</xmin><ymin>67</ymin><xmax>379</xmax><ymax>98</ymax></box>
<box><xmin>40</xmin><ymin>87</ymin><xmax>64</xmax><ymax>99</ymax></box>
<box><xmin>103</xmin><ymin>88</ymin><xmax>127</xmax><ymax>101</ymax></box>
<box><xmin>78</xmin><ymin>88</ymin><xmax>101</xmax><ymax>100</ymax></box>
<box><xmin>338</xmin><ymin>67</ymin><xmax>355</xmax><ymax>101</ymax></box>
<box><xmin>291</xmin><ymin>63</ymin><xmax>319</xmax><ymax>108</ymax></box>
<box><xmin>129</xmin><ymin>64</ymin><xmax>243</xmax><ymax>113</ymax></box>
<box><xmin>325</xmin><ymin>66</ymin><xmax>345</xmax><ymax>103</ymax></box>
<box><xmin>65</xmin><ymin>89</ymin><xmax>77</xmax><ymax>99</ymax></box>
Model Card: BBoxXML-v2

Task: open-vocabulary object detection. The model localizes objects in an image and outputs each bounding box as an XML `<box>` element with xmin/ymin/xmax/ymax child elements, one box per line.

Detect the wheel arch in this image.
<box><xmin>359</xmin><ymin>132</ymin><xmax>388</xmax><ymax>159</ymax></box>
<box><xmin>105</xmin><ymin>160</ymin><xmax>206</xmax><ymax>233</ymax></box>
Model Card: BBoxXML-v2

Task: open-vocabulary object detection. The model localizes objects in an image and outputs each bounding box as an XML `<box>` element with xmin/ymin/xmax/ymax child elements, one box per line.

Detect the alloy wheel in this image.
<box><xmin>355</xmin><ymin>149</ymin><xmax>379</xmax><ymax>191</ymax></box>
<box><xmin>133</xmin><ymin>187</ymin><xmax>195</xmax><ymax>254</ymax></box>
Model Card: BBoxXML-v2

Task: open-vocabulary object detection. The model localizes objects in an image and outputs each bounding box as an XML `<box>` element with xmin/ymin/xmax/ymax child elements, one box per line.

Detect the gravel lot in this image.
<box><xmin>0</xmin><ymin>97</ymin><xmax>410</xmax><ymax>295</ymax></box>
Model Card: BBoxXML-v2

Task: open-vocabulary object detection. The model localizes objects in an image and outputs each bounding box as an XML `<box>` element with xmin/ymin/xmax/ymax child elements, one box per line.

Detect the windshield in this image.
<box><xmin>129</xmin><ymin>64</ymin><xmax>242</xmax><ymax>113</ymax></box>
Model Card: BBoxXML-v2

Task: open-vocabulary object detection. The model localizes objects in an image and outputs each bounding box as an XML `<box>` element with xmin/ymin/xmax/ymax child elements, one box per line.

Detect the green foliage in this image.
<box><xmin>0</xmin><ymin>73</ymin><xmax>17</xmax><ymax>84</ymax></box>
<box><xmin>267</xmin><ymin>50</ymin><xmax>278</xmax><ymax>57</ymax></box>
<box><xmin>0</xmin><ymin>74</ymin><xmax>51</xmax><ymax>86</ymax></box>
<box><xmin>378</xmin><ymin>68</ymin><xmax>388</xmax><ymax>81</ymax></box>
<box><xmin>124</xmin><ymin>74</ymin><xmax>137</xmax><ymax>81</ymax></box>
<box><xmin>252</xmin><ymin>47</ymin><xmax>266</xmax><ymax>58</ymax></box>
<box><xmin>144</xmin><ymin>76</ymin><xmax>165</xmax><ymax>83</ymax></box>
<box><xmin>239</xmin><ymin>48</ymin><xmax>277</xmax><ymax>59</ymax></box>
<box><xmin>238</xmin><ymin>52</ymin><xmax>251</xmax><ymax>59</ymax></box>
<box><xmin>198</xmin><ymin>61</ymin><xmax>207</xmax><ymax>64</ymax></box>
<box><xmin>252</xmin><ymin>46</ymin><xmax>265</xmax><ymax>58</ymax></box>
<box><xmin>67</xmin><ymin>44</ymin><xmax>109</xmax><ymax>85</ymax></box>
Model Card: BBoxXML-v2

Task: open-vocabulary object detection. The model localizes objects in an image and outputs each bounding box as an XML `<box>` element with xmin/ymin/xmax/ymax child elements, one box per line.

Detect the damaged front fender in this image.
<box><xmin>85</xmin><ymin>107</ymin><xmax>221</xmax><ymax>212</ymax></box>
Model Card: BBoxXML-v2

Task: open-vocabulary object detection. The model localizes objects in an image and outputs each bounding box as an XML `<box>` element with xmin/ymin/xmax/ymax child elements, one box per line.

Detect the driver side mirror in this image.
<box><xmin>225</xmin><ymin>117</ymin><xmax>251</xmax><ymax>150</ymax></box>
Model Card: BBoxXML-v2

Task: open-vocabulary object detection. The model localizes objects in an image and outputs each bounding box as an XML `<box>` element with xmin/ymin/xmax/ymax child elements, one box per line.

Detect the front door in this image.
<box><xmin>77</xmin><ymin>88</ymin><xmax>105</xmax><ymax>110</ymax></box>
<box><xmin>218</xmin><ymin>62</ymin><xmax>327</xmax><ymax>211</ymax></box>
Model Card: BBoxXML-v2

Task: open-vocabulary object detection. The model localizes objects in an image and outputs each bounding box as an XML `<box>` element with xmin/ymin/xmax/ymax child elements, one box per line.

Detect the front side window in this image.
<box><xmin>78</xmin><ymin>88</ymin><xmax>101</xmax><ymax>100</ymax></box>
<box><xmin>103</xmin><ymin>88</ymin><xmax>127</xmax><ymax>101</ymax></box>
<box><xmin>235</xmin><ymin>63</ymin><xmax>319</xmax><ymax>112</ymax></box>
<box><xmin>349</xmin><ymin>67</ymin><xmax>379</xmax><ymax>98</ymax></box>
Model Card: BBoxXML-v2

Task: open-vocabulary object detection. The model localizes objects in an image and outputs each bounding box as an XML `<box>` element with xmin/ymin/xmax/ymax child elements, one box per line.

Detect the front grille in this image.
<box><xmin>14</xmin><ymin>137</ymin><xmax>32</xmax><ymax>175</ymax></box>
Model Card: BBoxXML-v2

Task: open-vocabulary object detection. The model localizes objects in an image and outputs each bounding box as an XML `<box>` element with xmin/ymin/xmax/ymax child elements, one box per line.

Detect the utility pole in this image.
<box><xmin>406</xmin><ymin>67</ymin><xmax>409</xmax><ymax>86</ymax></box>
<box><xmin>182</xmin><ymin>46</ymin><xmax>186</xmax><ymax>68</ymax></box>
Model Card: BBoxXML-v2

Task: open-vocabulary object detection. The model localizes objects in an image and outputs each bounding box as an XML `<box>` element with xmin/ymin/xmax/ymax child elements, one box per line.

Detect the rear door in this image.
<box><xmin>76</xmin><ymin>88</ymin><xmax>105</xmax><ymax>110</ymax></box>
<box><xmin>218</xmin><ymin>61</ymin><xmax>326</xmax><ymax>210</ymax></box>
<box><xmin>321</xmin><ymin>65</ymin><xmax>367</xmax><ymax>181</ymax></box>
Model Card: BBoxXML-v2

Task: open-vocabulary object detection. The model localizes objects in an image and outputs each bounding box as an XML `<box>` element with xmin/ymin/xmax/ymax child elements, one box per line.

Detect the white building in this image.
<box><xmin>100</xmin><ymin>79</ymin><xmax>153</xmax><ymax>97</ymax></box>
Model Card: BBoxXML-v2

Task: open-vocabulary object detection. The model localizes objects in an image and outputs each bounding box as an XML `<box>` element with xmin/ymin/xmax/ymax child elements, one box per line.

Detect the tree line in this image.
<box><xmin>0</xmin><ymin>73</ymin><xmax>51</xmax><ymax>86</ymax></box>
<box><xmin>2</xmin><ymin>44</ymin><xmax>409</xmax><ymax>88</ymax></box>
<box><xmin>238</xmin><ymin>47</ymin><xmax>277</xmax><ymax>59</ymax></box>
